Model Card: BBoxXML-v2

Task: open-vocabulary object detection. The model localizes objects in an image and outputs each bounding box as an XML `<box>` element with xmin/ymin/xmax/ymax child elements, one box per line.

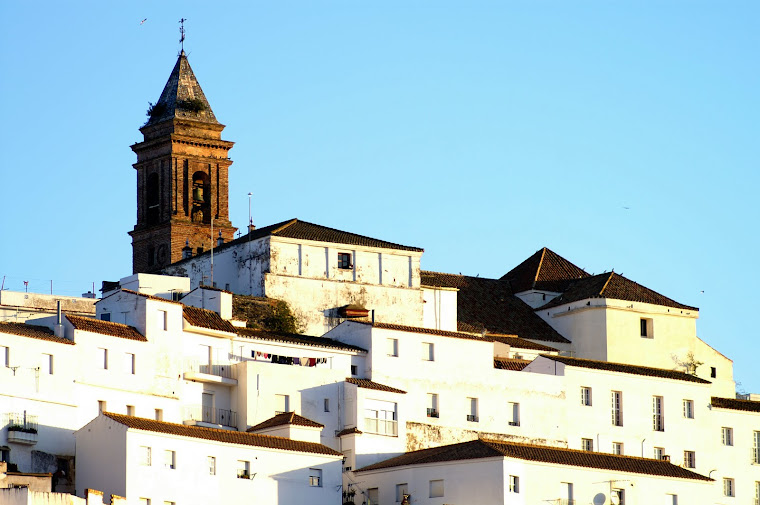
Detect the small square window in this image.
<box><xmin>422</xmin><ymin>342</ymin><xmax>434</xmax><ymax>361</ymax></box>
<box><xmin>427</xmin><ymin>393</ymin><xmax>439</xmax><ymax>418</ymax></box>
<box><xmin>324</xmin><ymin>398</ymin><xmax>330</xmax><ymax>413</ymax></box>
<box><xmin>581</xmin><ymin>386</ymin><xmax>592</xmax><ymax>406</ymax></box>
<box><xmin>208</xmin><ymin>456</ymin><xmax>216</xmax><ymax>476</ymax></box>
<box><xmin>275</xmin><ymin>394</ymin><xmax>290</xmax><ymax>415</ymax></box>
<box><xmin>612</xmin><ymin>488</ymin><xmax>625</xmax><ymax>505</ymax></box>
<box><xmin>640</xmin><ymin>318</ymin><xmax>653</xmax><ymax>338</ymax></box>
<box><xmin>159</xmin><ymin>310</ymin><xmax>168</xmax><ymax>331</ymax></box>
<box><xmin>429</xmin><ymin>479</ymin><xmax>444</xmax><ymax>498</ymax></box>
<box><xmin>582</xmin><ymin>438</ymin><xmax>594</xmax><ymax>452</ymax></box>
<box><xmin>42</xmin><ymin>354</ymin><xmax>53</xmax><ymax>375</ymax></box>
<box><xmin>126</xmin><ymin>405</ymin><xmax>135</xmax><ymax>416</ymax></box>
<box><xmin>98</xmin><ymin>400</ymin><xmax>107</xmax><ymax>413</ymax></box>
<box><xmin>508</xmin><ymin>402</ymin><xmax>520</xmax><ymax>426</ymax></box>
<box><xmin>467</xmin><ymin>397</ymin><xmax>478</xmax><ymax>422</ymax></box>
<box><xmin>309</xmin><ymin>468</ymin><xmax>322</xmax><ymax>487</ymax></box>
<box><xmin>237</xmin><ymin>460</ymin><xmax>250</xmax><ymax>479</ymax></box>
<box><xmin>387</xmin><ymin>338</ymin><xmax>398</xmax><ymax>357</ymax></box>
<box><xmin>396</xmin><ymin>483</ymin><xmax>409</xmax><ymax>502</ymax></box>
<box><xmin>164</xmin><ymin>450</ymin><xmax>175</xmax><ymax>469</ymax></box>
<box><xmin>723</xmin><ymin>477</ymin><xmax>734</xmax><ymax>497</ymax></box>
<box><xmin>711</xmin><ymin>367</ymin><xmax>717</xmax><ymax>378</ymax></box>
<box><xmin>337</xmin><ymin>252</ymin><xmax>353</xmax><ymax>269</ymax></box>
<box><xmin>509</xmin><ymin>475</ymin><xmax>519</xmax><ymax>493</ymax></box>
<box><xmin>139</xmin><ymin>499</ymin><xmax>150</xmax><ymax>505</ymax></box>
<box><xmin>683</xmin><ymin>399</ymin><xmax>694</xmax><ymax>419</ymax></box>
<box><xmin>139</xmin><ymin>446</ymin><xmax>151</xmax><ymax>466</ymax></box>
<box><xmin>722</xmin><ymin>427</ymin><xmax>734</xmax><ymax>446</ymax></box>
<box><xmin>98</xmin><ymin>348</ymin><xmax>108</xmax><ymax>369</ymax></box>
<box><xmin>612</xmin><ymin>442</ymin><xmax>624</xmax><ymax>455</ymax></box>
<box><xmin>124</xmin><ymin>353</ymin><xmax>136</xmax><ymax>375</ymax></box>
<box><xmin>683</xmin><ymin>450</ymin><xmax>695</xmax><ymax>468</ymax></box>
<box><xmin>0</xmin><ymin>346</ymin><xmax>8</xmax><ymax>367</ymax></box>
<box><xmin>155</xmin><ymin>408</ymin><xmax>163</xmax><ymax>421</ymax></box>
<box><xmin>350</xmin><ymin>364</ymin><xmax>358</xmax><ymax>376</ymax></box>
<box><xmin>101</xmin><ymin>313</ymin><xmax>111</xmax><ymax>321</ymax></box>
<box><xmin>654</xmin><ymin>447</ymin><xmax>665</xmax><ymax>460</ymax></box>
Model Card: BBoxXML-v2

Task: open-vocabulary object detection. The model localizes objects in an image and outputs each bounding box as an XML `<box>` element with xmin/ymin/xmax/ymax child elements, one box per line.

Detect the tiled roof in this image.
<box><xmin>494</xmin><ymin>358</ymin><xmax>532</xmax><ymax>371</ymax></box>
<box><xmin>345</xmin><ymin>378</ymin><xmax>407</xmax><ymax>394</ymax></box>
<box><xmin>359</xmin><ymin>321</ymin><xmax>493</xmax><ymax>342</ymax></box>
<box><xmin>144</xmin><ymin>51</ymin><xmax>219</xmax><ymax>126</ymax></box>
<box><xmin>237</xmin><ymin>327</ymin><xmax>367</xmax><ymax>352</ymax></box>
<box><xmin>183</xmin><ymin>306</ymin><xmax>237</xmax><ymax>333</ymax></box>
<box><xmin>116</xmin><ymin>289</ymin><xmax>183</xmax><ymax>305</ymax></box>
<box><xmin>167</xmin><ymin>219</ymin><xmax>422</xmax><ymax>269</ymax></box>
<box><xmin>490</xmin><ymin>335</ymin><xmax>558</xmax><ymax>352</ymax></box>
<box><xmin>65</xmin><ymin>315</ymin><xmax>146</xmax><ymax>342</ymax></box>
<box><xmin>420</xmin><ymin>271</ymin><xmax>570</xmax><ymax>344</ymax></box>
<box><xmin>0</xmin><ymin>322</ymin><xmax>74</xmax><ymax>345</ymax></box>
<box><xmin>336</xmin><ymin>427</ymin><xmax>363</xmax><ymax>437</ymax></box>
<box><xmin>711</xmin><ymin>396</ymin><xmax>760</xmax><ymax>413</ymax></box>
<box><xmin>539</xmin><ymin>355</ymin><xmax>711</xmax><ymax>384</ymax></box>
<box><xmin>501</xmin><ymin>248</ymin><xmax>590</xmax><ymax>293</ymax></box>
<box><xmin>355</xmin><ymin>439</ymin><xmax>712</xmax><ymax>481</ymax></box>
<box><xmin>248</xmin><ymin>412</ymin><xmax>324</xmax><ymax>431</ymax></box>
<box><xmin>538</xmin><ymin>272</ymin><xmax>698</xmax><ymax>311</ymax></box>
<box><xmin>103</xmin><ymin>412</ymin><xmax>341</xmax><ymax>456</ymax></box>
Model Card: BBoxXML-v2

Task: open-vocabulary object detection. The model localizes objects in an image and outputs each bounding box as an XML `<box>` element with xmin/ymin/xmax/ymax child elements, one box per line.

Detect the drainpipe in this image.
<box><xmin>54</xmin><ymin>301</ymin><xmax>64</xmax><ymax>339</ymax></box>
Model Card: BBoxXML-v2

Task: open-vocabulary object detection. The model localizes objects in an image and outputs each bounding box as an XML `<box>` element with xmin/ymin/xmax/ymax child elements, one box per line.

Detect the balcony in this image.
<box><xmin>426</xmin><ymin>408</ymin><xmax>439</xmax><ymax>418</ymax></box>
<box><xmin>467</xmin><ymin>414</ymin><xmax>479</xmax><ymax>422</ymax></box>
<box><xmin>555</xmin><ymin>500</ymin><xmax>576</xmax><ymax>505</ymax></box>
<box><xmin>364</xmin><ymin>418</ymin><xmax>397</xmax><ymax>437</ymax></box>
<box><xmin>184</xmin><ymin>359</ymin><xmax>237</xmax><ymax>386</ymax></box>
<box><xmin>6</xmin><ymin>412</ymin><xmax>38</xmax><ymax>445</ymax></box>
<box><xmin>183</xmin><ymin>406</ymin><xmax>237</xmax><ymax>430</ymax></box>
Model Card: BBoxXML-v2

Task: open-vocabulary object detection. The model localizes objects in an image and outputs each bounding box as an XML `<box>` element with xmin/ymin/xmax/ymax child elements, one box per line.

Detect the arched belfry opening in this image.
<box><xmin>191</xmin><ymin>171</ymin><xmax>211</xmax><ymax>224</ymax></box>
<box><xmin>146</xmin><ymin>172</ymin><xmax>160</xmax><ymax>226</ymax></box>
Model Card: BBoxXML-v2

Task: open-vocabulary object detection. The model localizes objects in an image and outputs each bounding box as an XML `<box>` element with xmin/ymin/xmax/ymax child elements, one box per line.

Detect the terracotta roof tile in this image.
<box><xmin>501</xmin><ymin>248</ymin><xmax>590</xmax><ymax>293</ymax></box>
<box><xmin>539</xmin><ymin>272</ymin><xmax>698</xmax><ymax>311</ymax></box>
<box><xmin>103</xmin><ymin>412</ymin><xmax>340</xmax><ymax>456</ymax></box>
<box><xmin>356</xmin><ymin>439</ymin><xmax>712</xmax><ymax>481</ymax></box>
<box><xmin>183</xmin><ymin>306</ymin><xmax>237</xmax><ymax>333</ymax></box>
<box><xmin>490</xmin><ymin>335</ymin><xmax>558</xmax><ymax>352</ymax></box>
<box><xmin>66</xmin><ymin>315</ymin><xmax>146</xmax><ymax>342</ymax></box>
<box><xmin>237</xmin><ymin>327</ymin><xmax>366</xmax><ymax>352</ymax></box>
<box><xmin>117</xmin><ymin>289</ymin><xmax>184</xmax><ymax>305</ymax></box>
<box><xmin>359</xmin><ymin>321</ymin><xmax>493</xmax><ymax>342</ymax></box>
<box><xmin>540</xmin><ymin>355</ymin><xmax>711</xmax><ymax>384</ymax></box>
<box><xmin>494</xmin><ymin>358</ymin><xmax>532</xmax><ymax>371</ymax></box>
<box><xmin>336</xmin><ymin>427</ymin><xmax>363</xmax><ymax>437</ymax></box>
<box><xmin>420</xmin><ymin>271</ymin><xmax>570</xmax><ymax>344</ymax></box>
<box><xmin>248</xmin><ymin>412</ymin><xmax>324</xmax><ymax>431</ymax></box>
<box><xmin>0</xmin><ymin>322</ymin><xmax>74</xmax><ymax>345</ymax></box>
<box><xmin>345</xmin><ymin>378</ymin><xmax>406</xmax><ymax>394</ymax></box>
<box><xmin>711</xmin><ymin>396</ymin><xmax>760</xmax><ymax>413</ymax></box>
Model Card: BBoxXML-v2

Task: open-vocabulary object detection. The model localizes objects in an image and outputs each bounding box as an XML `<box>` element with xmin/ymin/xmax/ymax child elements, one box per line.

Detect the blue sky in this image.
<box><xmin>1</xmin><ymin>2</ymin><xmax>758</xmax><ymax>392</ymax></box>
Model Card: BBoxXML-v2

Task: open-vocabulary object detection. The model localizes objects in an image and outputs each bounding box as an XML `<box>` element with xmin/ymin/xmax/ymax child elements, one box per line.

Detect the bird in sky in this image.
<box><xmin>140</xmin><ymin>18</ymin><xmax>147</xmax><ymax>25</ymax></box>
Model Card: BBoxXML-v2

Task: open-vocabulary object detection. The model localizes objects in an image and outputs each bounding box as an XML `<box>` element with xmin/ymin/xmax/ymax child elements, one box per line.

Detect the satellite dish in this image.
<box><xmin>610</xmin><ymin>494</ymin><xmax>621</xmax><ymax>505</ymax></box>
<box><xmin>592</xmin><ymin>493</ymin><xmax>606</xmax><ymax>505</ymax></box>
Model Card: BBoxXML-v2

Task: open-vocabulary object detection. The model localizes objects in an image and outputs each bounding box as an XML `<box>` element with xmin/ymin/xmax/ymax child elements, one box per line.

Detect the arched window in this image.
<box><xmin>191</xmin><ymin>171</ymin><xmax>211</xmax><ymax>224</ymax></box>
<box><xmin>146</xmin><ymin>173</ymin><xmax>160</xmax><ymax>225</ymax></box>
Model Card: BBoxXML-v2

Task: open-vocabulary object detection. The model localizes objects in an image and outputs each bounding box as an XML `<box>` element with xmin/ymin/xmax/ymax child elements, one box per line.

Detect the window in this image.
<box><xmin>722</xmin><ymin>427</ymin><xmax>734</xmax><ymax>446</ymax></box>
<box><xmin>237</xmin><ymin>460</ymin><xmax>250</xmax><ymax>479</ymax></box>
<box><xmin>427</xmin><ymin>393</ymin><xmax>439</xmax><ymax>418</ymax></box>
<box><xmin>754</xmin><ymin>431</ymin><xmax>760</xmax><ymax>464</ymax></box>
<box><xmin>101</xmin><ymin>313</ymin><xmax>111</xmax><ymax>321</ymax></box>
<box><xmin>612</xmin><ymin>442</ymin><xmax>624</xmax><ymax>455</ymax></box>
<box><xmin>654</xmin><ymin>447</ymin><xmax>664</xmax><ymax>460</ymax></box>
<box><xmin>723</xmin><ymin>477</ymin><xmax>735</xmax><ymax>497</ymax></box>
<box><xmin>755</xmin><ymin>481</ymin><xmax>760</xmax><ymax>505</ymax></box>
<box><xmin>275</xmin><ymin>394</ymin><xmax>290</xmax><ymax>415</ymax></box>
<box><xmin>581</xmin><ymin>386</ymin><xmax>592</xmax><ymax>406</ymax></box>
<box><xmin>667</xmin><ymin>494</ymin><xmax>678</xmax><ymax>505</ymax></box>
<box><xmin>509</xmin><ymin>475</ymin><xmax>519</xmax><ymax>493</ymax></box>
<box><xmin>126</xmin><ymin>405</ymin><xmax>135</xmax><ymax>416</ymax></box>
<box><xmin>611</xmin><ymin>391</ymin><xmax>623</xmax><ymax>426</ymax></box>
<box><xmin>367</xmin><ymin>488</ymin><xmax>379</xmax><ymax>505</ymax></box>
<box><xmin>343</xmin><ymin>449</ymin><xmax>353</xmax><ymax>472</ymax></box>
<box><xmin>396</xmin><ymin>483</ymin><xmax>409</xmax><ymax>502</ymax></box>
<box><xmin>364</xmin><ymin>400</ymin><xmax>398</xmax><ymax>436</ymax></box>
<box><xmin>711</xmin><ymin>366</ymin><xmax>717</xmax><ymax>378</ymax></box>
<box><xmin>683</xmin><ymin>399</ymin><xmax>694</xmax><ymax>419</ymax></box>
<box><xmin>387</xmin><ymin>338</ymin><xmax>398</xmax><ymax>357</ymax></box>
<box><xmin>164</xmin><ymin>450</ymin><xmax>175</xmax><ymax>469</ymax></box>
<box><xmin>337</xmin><ymin>252</ymin><xmax>352</xmax><ymax>269</ymax></box>
<box><xmin>0</xmin><ymin>346</ymin><xmax>8</xmax><ymax>367</ymax></box>
<box><xmin>422</xmin><ymin>342</ymin><xmax>434</xmax><ymax>361</ymax></box>
<box><xmin>640</xmin><ymin>318</ymin><xmax>653</xmax><ymax>338</ymax></box>
<box><xmin>98</xmin><ymin>400</ymin><xmax>107</xmax><ymax>413</ymax></box>
<box><xmin>98</xmin><ymin>348</ymin><xmax>108</xmax><ymax>369</ymax></box>
<box><xmin>509</xmin><ymin>402</ymin><xmax>520</xmax><ymax>426</ymax></box>
<box><xmin>158</xmin><ymin>310</ymin><xmax>168</xmax><ymax>331</ymax></box>
<box><xmin>683</xmin><ymin>450</ymin><xmax>695</xmax><ymax>468</ymax></box>
<box><xmin>611</xmin><ymin>488</ymin><xmax>625</xmax><ymax>504</ymax></box>
<box><xmin>350</xmin><ymin>365</ymin><xmax>358</xmax><ymax>376</ymax></box>
<box><xmin>42</xmin><ymin>354</ymin><xmax>53</xmax><ymax>375</ymax></box>
<box><xmin>207</xmin><ymin>456</ymin><xmax>216</xmax><ymax>475</ymax></box>
<box><xmin>155</xmin><ymin>409</ymin><xmax>163</xmax><ymax>421</ymax></box>
<box><xmin>163</xmin><ymin>502</ymin><xmax>175</xmax><ymax>505</ymax></box>
<box><xmin>467</xmin><ymin>397</ymin><xmax>478</xmax><ymax>422</ymax></box>
<box><xmin>139</xmin><ymin>499</ymin><xmax>150</xmax><ymax>505</ymax></box>
<box><xmin>429</xmin><ymin>479</ymin><xmax>444</xmax><ymax>498</ymax></box>
<box><xmin>139</xmin><ymin>446</ymin><xmax>151</xmax><ymax>466</ymax></box>
<box><xmin>124</xmin><ymin>353</ymin><xmax>136</xmax><ymax>375</ymax></box>
<box><xmin>308</xmin><ymin>468</ymin><xmax>322</xmax><ymax>487</ymax></box>
<box><xmin>582</xmin><ymin>438</ymin><xmax>594</xmax><ymax>452</ymax></box>
<box><xmin>561</xmin><ymin>482</ymin><xmax>574</xmax><ymax>503</ymax></box>
<box><xmin>324</xmin><ymin>398</ymin><xmax>330</xmax><ymax>413</ymax></box>
<box><xmin>652</xmin><ymin>396</ymin><xmax>664</xmax><ymax>431</ymax></box>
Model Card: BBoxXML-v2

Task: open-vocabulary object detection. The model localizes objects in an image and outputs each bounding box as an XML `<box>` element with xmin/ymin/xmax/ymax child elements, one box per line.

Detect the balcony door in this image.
<box><xmin>202</xmin><ymin>392</ymin><xmax>214</xmax><ymax>423</ymax></box>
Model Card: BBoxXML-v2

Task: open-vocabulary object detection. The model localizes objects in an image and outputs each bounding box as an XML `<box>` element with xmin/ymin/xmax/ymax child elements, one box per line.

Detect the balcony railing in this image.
<box><xmin>555</xmin><ymin>500</ymin><xmax>576</xmax><ymax>505</ymax></box>
<box><xmin>509</xmin><ymin>421</ymin><xmax>520</xmax><ymax>426</ymax></box>
<box><xmin>6</xmin><ymin>412</ymin><xmax>38</xmax><ymax>445</ymax></box>
<box><xmin>752</xmin><ymin>447</ymin><xmax>760</xmax><ymax>464</ymax></box>
<box><xmin>426</xmin><ymin>408</ymin><xmax>439</xmax><ymax>418</ymax></box>
<box><xmin>185</xmin><ymin>359</ymin><xmax>237</xmax><ymax>380</ymax></box>
<box><xmin>364</xmin><ymin>418</ymin><xmax>397</xmax><ymax>436</ymax></box>
<box><xmin>467</xmin><ymin>414</ymin><xmax>479</xmax><ymax>422</ymax></box>
<box><xmin>183</xmin><ymin>406</ymin><xmax>237</xmax><ymax>428</ymax></box>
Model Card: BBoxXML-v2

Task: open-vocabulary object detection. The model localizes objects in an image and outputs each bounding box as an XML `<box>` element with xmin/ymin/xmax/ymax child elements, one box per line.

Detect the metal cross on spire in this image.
<box><xmin>179</xmin><ymin>18</ymin><xmax>187</xmax><ymax>52</ymax></box>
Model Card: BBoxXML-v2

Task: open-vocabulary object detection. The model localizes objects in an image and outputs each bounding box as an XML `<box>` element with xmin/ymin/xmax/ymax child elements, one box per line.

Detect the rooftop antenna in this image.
<box><xmin>210</xmin><ymin>217</ymin><xmax>214</xmax><ymax>287</ymax></box>
<box><xmin>179</xmin><ymin>18</ymin><xmax>187</xmax><ymax>53</ymax></box>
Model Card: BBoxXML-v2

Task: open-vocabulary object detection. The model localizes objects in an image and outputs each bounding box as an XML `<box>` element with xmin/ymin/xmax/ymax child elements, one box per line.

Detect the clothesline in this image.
<box><xmin>252</xmin><ymin>351</ymin><xmax>329</xmax><ymax>367</ymax></box>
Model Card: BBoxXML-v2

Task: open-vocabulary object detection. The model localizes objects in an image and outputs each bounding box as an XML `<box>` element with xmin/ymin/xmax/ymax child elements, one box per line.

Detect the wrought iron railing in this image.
<box><xmin>183</xmin><ymin>406</ymin><xmax>237</xmax><ymax>427</ymax></box>
<box><xmin>7</xmin><ymin>412</ymin><xmax>38</xmax><ymax>433</ymax></box>
<box><xmin>185</xmin><ymin>359</ymin><xmax>237</xmax><ymax>379</ymax></box>
<box><xmin>752</xmin><ymin>447</ymin><xmax>760</xmax><ymax>464</ymax></box>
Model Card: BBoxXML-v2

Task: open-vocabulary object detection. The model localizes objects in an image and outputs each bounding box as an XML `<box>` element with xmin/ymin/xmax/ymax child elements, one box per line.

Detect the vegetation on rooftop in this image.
<box><xmin>233</xmin><ymin>295</ymin><xmax>302</xmax><ymax>334</ymax></box>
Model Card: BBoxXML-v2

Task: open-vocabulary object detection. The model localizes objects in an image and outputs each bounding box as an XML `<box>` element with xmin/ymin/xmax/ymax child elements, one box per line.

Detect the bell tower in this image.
<box><xmin>129</xmin><ymin>50</ymin><xmax>237</xmax><ymax>273</ymax></box>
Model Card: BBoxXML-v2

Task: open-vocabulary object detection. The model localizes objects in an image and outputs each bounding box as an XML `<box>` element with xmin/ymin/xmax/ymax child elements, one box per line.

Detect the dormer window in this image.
<box><xmin>338</xmin><ymin>252</ymin><xmax>353</xmax><ymax>269</ymax></box>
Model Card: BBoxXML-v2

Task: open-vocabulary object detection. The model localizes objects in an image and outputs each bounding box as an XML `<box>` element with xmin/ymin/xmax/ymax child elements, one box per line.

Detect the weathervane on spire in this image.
<box><xmin>179</xmin><ymin>18</ymin><xmax>187</xmax><ymax>52</ymax></box>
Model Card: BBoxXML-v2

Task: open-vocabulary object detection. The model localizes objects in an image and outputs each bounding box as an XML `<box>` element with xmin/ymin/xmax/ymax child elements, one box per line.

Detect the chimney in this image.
<box><xmin>54</xmin><ymin>301</ymin><xmax>64</xmax><ymax>338</ymax></box>
<box><xmin>182</xmin><ymin>239</ymin><xmax>193</xmax><ymax>259</ymax></box>
<box><xmin>217</xmin><ymin>231</ymin><xmax>224</xmax><ymax>247</ymax></box>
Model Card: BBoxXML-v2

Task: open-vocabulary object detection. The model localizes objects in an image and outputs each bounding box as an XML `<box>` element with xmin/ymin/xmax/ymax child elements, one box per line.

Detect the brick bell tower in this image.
<box><xmin>130</xmin><ymin>50</ymin><xmax>236</xmax><ymax>273</ymax></box>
